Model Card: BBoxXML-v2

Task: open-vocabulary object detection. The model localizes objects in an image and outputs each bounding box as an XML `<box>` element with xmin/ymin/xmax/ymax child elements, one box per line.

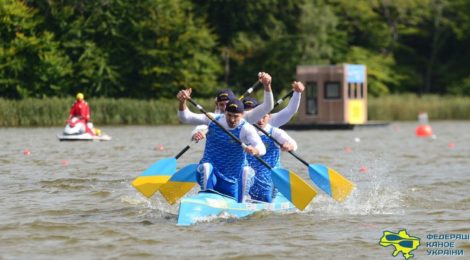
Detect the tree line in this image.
<box><xmin>1</xmin><ymin>0</ymin><xmax>469</xmax><ymax>100</ymax></box>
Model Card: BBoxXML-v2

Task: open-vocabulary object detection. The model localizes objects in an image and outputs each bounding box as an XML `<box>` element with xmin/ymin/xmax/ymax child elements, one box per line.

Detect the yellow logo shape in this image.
<box><xmin>379</xmin><ymin>229</ymin><xmax>420</xmax><ymax>260</ymax></box>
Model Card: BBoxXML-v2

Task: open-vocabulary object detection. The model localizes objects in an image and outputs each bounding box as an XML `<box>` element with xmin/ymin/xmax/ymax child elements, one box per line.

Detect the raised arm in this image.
<box><xmin>270</xmin><ymin>81</ymin><xmax>304</xmax><ymax>127</ymax></box>
<box><xmin>245</xmin><ymin>72</ymin><xmax>274</xmax><ymax>124</ymax></box>
<box><xmin>176</xmin><ymin>88</ymin><xmax>211</xmax><ymax>125</ymax></box>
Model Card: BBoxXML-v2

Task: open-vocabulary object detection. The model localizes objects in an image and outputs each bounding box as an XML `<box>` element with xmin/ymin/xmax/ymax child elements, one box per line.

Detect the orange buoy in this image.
<box><xmin>23</xmin><ymin>149</ymin><xmax>31</xmax><ymax>156</ymax></box>
<box><xmin>448</xmin><ymin>143</ymin><xmax>456</xmax><ymax>148</ymax></box>
<box><xmin>344</xmin><ymin>146</ymin><xmax>352</xmax><ymax>153</ymax></box>
<box><xmin>415</xmin><ymin>124</ymin><xmax>433</xmax><ymax>137</ymax></box>
<box><xmin>359</xmin><ymin>166</ymin><xmax>368</xmax><ymax>173</ymax></box>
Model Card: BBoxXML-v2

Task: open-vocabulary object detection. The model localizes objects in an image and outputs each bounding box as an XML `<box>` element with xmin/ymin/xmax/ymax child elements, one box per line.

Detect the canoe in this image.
<box><xmin>56</xmin><ymin>133</ymin><xmax>112</xmax><ymax>141</ymax></box>
<box><xmin>177</xmin><ymin>190</ymin><xmax>295</xmax><ymax>226</ymax></box>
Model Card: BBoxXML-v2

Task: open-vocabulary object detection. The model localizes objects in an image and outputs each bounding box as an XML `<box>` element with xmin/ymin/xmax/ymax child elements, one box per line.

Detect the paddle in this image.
<box><xmin>131</xmin><ymin>144</ymin><xmax>192</xmax><ymax>198</ymax></box>
<box><xmin>252</xmin><ymin>124</ymin><xmax>354</xmax><ymax>202</ymax></box>
<box><xmin>184</xmin><ymin>98</ymin><xmax>317</xmax><ymax>210</ymax></box>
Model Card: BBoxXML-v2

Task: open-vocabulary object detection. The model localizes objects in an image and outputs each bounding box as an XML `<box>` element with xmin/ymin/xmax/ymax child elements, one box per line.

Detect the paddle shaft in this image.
<box><xmin>252</xmin><ymin>124</ymin><xmax>309</xmax><ymax>167</ymax></box>
<box><xmin>239</xmin><ymin>81</ymin><xmax>261</xmax><ymax>100</ymax></box>
<box><xmin>273</xmin><ymin>90</ymin><xmax>294</xmax><ymax>109</ymax></box>
<box><xmin>175</xmin><ymin>144</ymin><xmax>191</xmax><ymax>159</ymax></box>
<box><xmin>186</xmin><ymin>98</ymin><xmax>273</xmax><ymax>170</ymax></box>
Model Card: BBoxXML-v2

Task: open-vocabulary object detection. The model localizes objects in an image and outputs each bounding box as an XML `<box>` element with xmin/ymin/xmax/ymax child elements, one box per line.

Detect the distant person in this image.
<box><xmin>65</xmin><ymin>93</ymin><xmax>96</xmax><ymax>135</ymax></box>
<box><xmin>214</xmin><ymin>89</ymin><xmax>236</xmax><ymax>114</ymax></box>
<box><xmin>68</xmin><ymin>93</ymin><xmax>91</xmax><ymax>123</ymax></box>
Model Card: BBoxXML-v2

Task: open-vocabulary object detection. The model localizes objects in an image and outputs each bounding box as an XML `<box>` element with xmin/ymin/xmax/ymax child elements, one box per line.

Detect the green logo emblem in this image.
<box><xmin>379</xmin><ymin>229</ymin><xmax>420</xmax><ymax>259</ymax></box>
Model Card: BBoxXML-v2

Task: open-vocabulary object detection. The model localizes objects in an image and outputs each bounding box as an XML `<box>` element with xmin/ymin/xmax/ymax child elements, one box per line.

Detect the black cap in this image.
<box><xmin>225</xmin><ymin>98</ymin><xmax>244</xmax><ymax>113</ymax></box>
<box><xmin>242</xmin><ymin>97</ymin><xmax>259</xmax><ymax>110</ymax></box>
<box><xmin>216</xmin><ymin>89</ymin><xmax>235</xmax><ymax>102</ymax></box>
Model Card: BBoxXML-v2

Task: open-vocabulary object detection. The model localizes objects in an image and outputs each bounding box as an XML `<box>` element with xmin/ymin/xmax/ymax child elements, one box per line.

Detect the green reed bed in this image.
<box><xmin>0</xmin><ymin>97</ymin><xmax>215</xmax><ymax>127</ymax></box>
<box><xmin>1</xmin><ymin>95</ymin><xmax>470</xmax><ymax>127</ymax></box>
<box><xmin>368</xmin><ymin>94</ymin><xmax>470</xmax><ymax>121</ymax></box>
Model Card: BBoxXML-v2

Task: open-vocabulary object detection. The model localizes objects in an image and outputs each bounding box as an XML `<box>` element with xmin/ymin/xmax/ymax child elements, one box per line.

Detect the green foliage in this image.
<box><xmin>1</xmin><ymin>0</ymin><xmax>470</xmax><ymax>99</ymax></box>
<box><xmin>0</xmin><ymin>0</ymin><xmax>221</xmax><ymax>99</ymax></box>
<box><xmin>0</xmin><ymin>0</ymin><xmax>72</xmax><ymax>98</ymax></box>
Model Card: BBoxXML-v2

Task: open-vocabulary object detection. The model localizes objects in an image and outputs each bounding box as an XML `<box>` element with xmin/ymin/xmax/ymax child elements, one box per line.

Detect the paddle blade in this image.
<box><xmin>159</xmin><ymin>163</ymin><xmax>198</xmax><ymax>205</ymax></box>
<box><xmin>308</xmin><ymin>164</ymin><xmax>354</xmax><ymax>202</ymax></box>
<box><xmin>271</xmin><ymin>168</ymin><xmax>317</xmax><ymax>210</ymax></box>
<box><xmin>131</xmin><ymin>157</ymin><xmax>177</xmax><ymax>198</ymax></box>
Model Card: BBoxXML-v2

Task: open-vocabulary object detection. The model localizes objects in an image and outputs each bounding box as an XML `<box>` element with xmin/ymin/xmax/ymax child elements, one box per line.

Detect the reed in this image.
<box><xmin>368</xmin><ymin>94</ymin><xmax>470</xmax><ymax>121</ymax></box>
<box><xmin>0</xmin><ymin>97</ymin><xmax>215</xmax><ymax>127</ymax></box>
<box><xmin>1</xmin><ymin>94</ymin><xmax>470</xmax><ymax>126</ymax></box>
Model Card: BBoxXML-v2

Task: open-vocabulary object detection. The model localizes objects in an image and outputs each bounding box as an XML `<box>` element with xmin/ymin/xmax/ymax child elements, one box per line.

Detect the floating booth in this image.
<box><xmin>286</xmin><ymin>64</ymin><xmax>368</xmax><ymax>129</ymax></box>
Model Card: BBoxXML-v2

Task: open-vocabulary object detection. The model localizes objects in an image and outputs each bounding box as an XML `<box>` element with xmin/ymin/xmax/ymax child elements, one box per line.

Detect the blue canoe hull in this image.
<box><xmin>177</xmin><ymin>191</ymin><xmax>295</xmax><ymax>226</ymax></box>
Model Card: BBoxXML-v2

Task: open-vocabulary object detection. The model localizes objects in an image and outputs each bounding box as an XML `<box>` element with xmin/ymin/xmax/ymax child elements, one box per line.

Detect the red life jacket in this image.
<box><xmin>69</xmin><ymin>100</ymin><xmax>91</xmax><ymax>122</ymax></box>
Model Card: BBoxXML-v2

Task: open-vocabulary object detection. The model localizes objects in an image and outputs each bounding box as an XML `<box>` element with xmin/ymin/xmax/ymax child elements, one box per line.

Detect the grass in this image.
<box><xmin>1</xmin><ymin>94</ymin><xmax>470</xmax><ymax>126</ymax></box>
<box><xmin>368</xmin><ymin>94</ymin><xmax>470</xmax><ymax>121</ymax></box>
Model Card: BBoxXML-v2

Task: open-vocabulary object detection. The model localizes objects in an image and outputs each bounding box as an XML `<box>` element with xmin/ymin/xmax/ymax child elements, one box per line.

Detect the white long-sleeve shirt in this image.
<box><xmin>270</xmin><ymin>91</ymin><xmax>301</xmax><ymax>127</ymax></box>
<box><xmin>177</xmin><ymin>109</ymin><xmax>266</xmax><ymax>156</ymax></box>
<box><xmin>183</xmin><ymin>90</ymin><xmax>274</xmax><ymax>139</ymax></box>
<box><xmin>259</xmin><ymin>124</ymin><xmax>297</xmax><ymax>151</ymax></box>
<box><xmin>245</xmin><ymin>90</ymin><xmax>274</xmax><ymax>124</ymax></box>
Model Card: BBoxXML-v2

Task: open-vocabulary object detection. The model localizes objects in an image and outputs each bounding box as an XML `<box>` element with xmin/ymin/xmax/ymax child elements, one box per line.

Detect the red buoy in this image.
<box><xmin>415</xmin><ymin>124</ymin><xmax>433</xmax><ymax>137</ymax></box>
<box><xmin>359</xmin><ymin>166</ymin><xmax>368</xmax><ymax>173</ymax></box>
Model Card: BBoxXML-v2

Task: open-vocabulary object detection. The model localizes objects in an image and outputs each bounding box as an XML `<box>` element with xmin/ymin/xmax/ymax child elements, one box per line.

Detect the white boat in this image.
<box><xmin>57</xmin><ymin>133</ymin><xmax>112</xmax><ymax>141</ymax></box>
<box><xmin>177</xmin><ymin>190</ymin><xmax>295</xmax><ymax>226</ymax></box>
<box><xmin>58</xmin><ymin>117</ymin><xmax>111</xmax><ymax>141</ymax></box>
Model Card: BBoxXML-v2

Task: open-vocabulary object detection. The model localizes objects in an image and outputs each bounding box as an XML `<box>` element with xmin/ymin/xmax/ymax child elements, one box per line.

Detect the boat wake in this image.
<box><xmin>309</xmin><ymin>158</ymin><xmax>405</xmax><ymax>216</ymax></box>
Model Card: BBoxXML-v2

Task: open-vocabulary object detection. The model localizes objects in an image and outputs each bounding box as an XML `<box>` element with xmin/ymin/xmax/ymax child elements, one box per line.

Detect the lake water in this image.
<box><xmin>1</xmin><ymin>122</ymin><xmax>469</xmax><ymax>259</ymax></box>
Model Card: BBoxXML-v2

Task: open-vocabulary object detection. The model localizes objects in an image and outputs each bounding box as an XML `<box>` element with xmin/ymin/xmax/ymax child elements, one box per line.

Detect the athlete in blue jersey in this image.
<box><xmin>246</xmin><ymin>113</ymin><xmax>297</xmax><ymax>202</ymax></box>
<box><xmin>241</xmin><ymin>82</ymin><xmax>302</xmax><ymax>202</ymax></box>
<box><xmin>177</xmin><ymin>91</ymin><xmax>266</xmax><ymax>202</ymax></box>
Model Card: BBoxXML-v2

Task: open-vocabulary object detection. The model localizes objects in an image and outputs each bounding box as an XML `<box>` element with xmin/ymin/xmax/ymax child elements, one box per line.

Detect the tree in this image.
<box><xmin>0</xmin><ymin>0</ymin><xmax>72</xmax><ymax>98</ymax></box>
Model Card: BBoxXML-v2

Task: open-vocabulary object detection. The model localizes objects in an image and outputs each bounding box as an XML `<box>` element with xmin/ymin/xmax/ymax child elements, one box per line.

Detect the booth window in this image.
<box><xmin>306</xmin><ymin>82</ymin><xmax>318</xmax><ymax>115</ymax></box>
<box><xmin>324</xmin><ymin>81</ymin><xmax>341</xmax><ymax>99</ymax></box>
<box><xmin>348</xmin><ymin>83</ymin><xmax>364</xmax><ymax>99</ymax></box>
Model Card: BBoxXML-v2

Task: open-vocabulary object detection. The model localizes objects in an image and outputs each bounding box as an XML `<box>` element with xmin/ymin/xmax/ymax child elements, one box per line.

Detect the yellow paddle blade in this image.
<box><xmin>272</xmin><ymin>168</ymin><xmax>317</xmax><ymax>211</ymax></box>
<box><xmin>289</xmin><ymin>171</ymin><xmax>318</xmax><ymax>210</ymax></box>
<box><xmin>329</xmin><ymin>168</ymin><xmax>355</xmax><ymax>202</ymax></box>
<box><xmin>159</xmin><ymin>164</ymin><xmax>198</xmax><ymax>204</ymax></box>
<box><xmin>308</xmin><ymin>164</ymin><xmax>355</xmax><ymax>202</ymax></box>
<box><xmin>131</xmin><ymin>176</ymin><xmax>171</xmax><ymax>198</ymax></box>
<box><xmin>160</xmin><ymin>182</ymin><xmax>197</xmax><ymax>205</ymax></box>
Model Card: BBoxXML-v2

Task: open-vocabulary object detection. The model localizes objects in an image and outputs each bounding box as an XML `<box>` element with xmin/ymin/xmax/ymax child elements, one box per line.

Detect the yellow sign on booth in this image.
<box><xmin>348</xmin><ymin>100</ymin><xmax>366</xmax><ymax>124</ymax></box>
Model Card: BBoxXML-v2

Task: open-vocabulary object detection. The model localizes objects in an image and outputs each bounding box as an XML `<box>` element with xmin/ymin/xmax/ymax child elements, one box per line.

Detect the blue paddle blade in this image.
<box><xmin>271</xmin><ymin>168</ymin><xmax>317</xmax><ymax>210</ymax></box>
<box><xmin>159</xmin><ymin>163</ymin><xmax>198</xmax><ymax>204</ymax></box>
<box><xmin>141</xmin><ymin>157</ymin><xmax>177</xmax><ymax>176</ymax></box>
<box><xmin>132</xmin><ymin>157</ymin><xmax>177</xmax><ymax>198</ymax></box>
<box><xmin>308</xmin><ymin>164</ymin><xmax>354</xmax><ymax>202</ymax></box>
